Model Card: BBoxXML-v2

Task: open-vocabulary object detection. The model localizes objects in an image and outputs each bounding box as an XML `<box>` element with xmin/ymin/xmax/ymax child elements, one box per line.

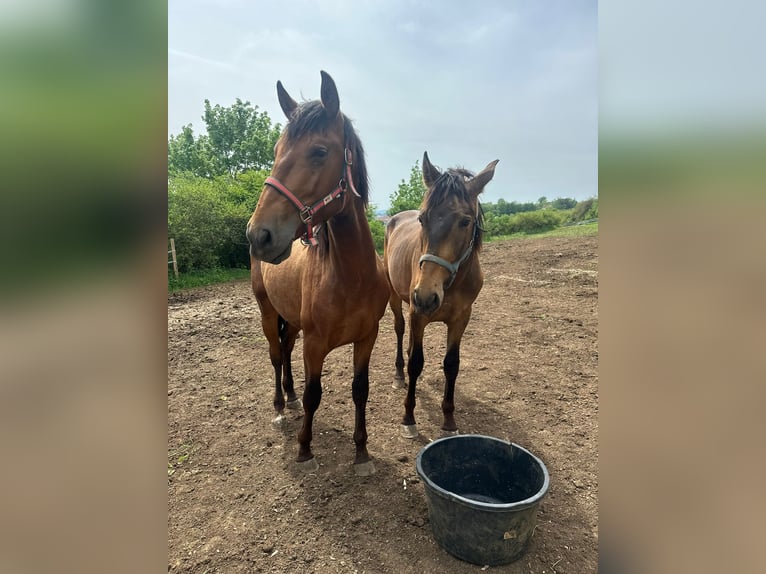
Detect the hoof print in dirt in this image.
<box><xmin>272</xmin><ymin>414</ymin><xmax>288</xmax><ymax>429</ymax></box>
<box><xmin>296</xmin><ymin>458</ymin><xmax>319</xmax><ymax>473</ymax></box>
<box><xmin>353</xmin><ymin>460</ymin><xmax>376</xmax><ymax>477</ymax></box>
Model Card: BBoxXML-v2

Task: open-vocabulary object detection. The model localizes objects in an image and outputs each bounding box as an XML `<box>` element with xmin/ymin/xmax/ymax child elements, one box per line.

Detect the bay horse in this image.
<box><xmin>246</xmin><ymin>71</ymin><xmax>389</xmax><ymax>475</ymax></box>
<box><xmin>383</xmin><ymin>152</ymin><xmax>499</xmax><ymax>438</ymax></box>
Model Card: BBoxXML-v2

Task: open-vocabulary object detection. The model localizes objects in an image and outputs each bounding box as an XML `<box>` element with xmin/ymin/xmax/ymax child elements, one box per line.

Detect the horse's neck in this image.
<box><xmin>325</xmin><ymin>202</ymin><xmax>379</xmax><ymax>274</ymax></box>
<box><xmin>454</xmin><ymin>251</ymin><xmax>482</xmax><ymax>290</ymax></box>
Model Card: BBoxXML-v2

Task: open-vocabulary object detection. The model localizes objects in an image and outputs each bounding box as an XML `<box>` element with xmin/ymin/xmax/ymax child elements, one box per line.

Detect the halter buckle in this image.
<box><xmin>299</xmin><ymin>206</ymin><xmax>312</xmax><ymax>224</ymax></box>
<box><xmin>344</xmin><ymin>148</ymin><xmax>353</xmax><ymax>166</ymax></box>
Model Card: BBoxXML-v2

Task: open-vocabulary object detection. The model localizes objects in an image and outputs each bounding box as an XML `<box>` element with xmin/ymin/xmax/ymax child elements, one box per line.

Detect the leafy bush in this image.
<box><xmin>508</xmin><ymin>210</ymin><xmax>563</xmax><ymax>233</ymax></box>
<box><xmin>368</xmin><ymin>219</ymin><xmax>385</xmax><ymax>255</ymax></box>
<box><xmin>168</xmin><ymin>176</ymin><xmax>225</xmax><ymax>271</ymax></box>
<box><xmin>482</xmin><ymin>198</ymin><xmax>538</xmax><ymax>216</ymax></box>
<box><xmin>483</xmin><ymin>212</ymin><xmax>512</xmax><ymax>237</ymax></box>
<box><xmin>483</xmin><ymin>209</ymin><xmax>563</xmax><ymax>237</ymax></box>
<box><xmin>168</xmin><ymin>172</ymin><xmax>265</xmax><ymax>271</ymax></box>
<box><xmin>569</xmin><ymin>197</ymin><xmax>598</xmax><ymax>222</ymax></box>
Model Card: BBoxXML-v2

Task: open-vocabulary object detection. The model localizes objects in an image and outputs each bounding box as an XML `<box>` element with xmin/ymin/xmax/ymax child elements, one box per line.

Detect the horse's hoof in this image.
<box><xmin>296</xmin><ymin>457</ymin><xmax>319</xmax><ymax>473</ymax></box>
<box><xmin>272</xmin><ymin>414</ymin><xmax>287</xmax><ymax>428</ymax></box>
<box><xmin>354</xmin><ymin>460</ymin><xmax>376</xmax><ymax>477</ymax></box>
<box><xmin>441</xmin><ymin>428</ymin><xmax>459</xmax><ymax>437</ymax></box>
<box><xmin>286</xmin><ymin>398</ymin><xmax>303</xmax><ymax>410</ymax></box>
<box><xmin>392</xmin><ymin>377</ymin><xmax>406</xmax><ymax>389</ymax></box>
<box><xmin>400</xmin><ymin>424</ymin><xmax>419</xmax><ymax>439</ymax></box>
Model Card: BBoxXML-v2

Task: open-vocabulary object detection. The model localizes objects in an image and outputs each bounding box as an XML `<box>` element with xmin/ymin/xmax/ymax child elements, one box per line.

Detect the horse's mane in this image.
<box><xmin>421</xmin><ymin>167</ymin><xmax>485</xmax><ymax>250</ymax></box>
<box><xmin>284</xmin><ymin>100</ymin><xmax>369</xmax><ymax>206</ymax></box>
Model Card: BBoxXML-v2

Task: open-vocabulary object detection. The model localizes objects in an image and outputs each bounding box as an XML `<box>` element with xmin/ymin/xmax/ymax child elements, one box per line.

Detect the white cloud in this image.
<box><xmin>169</xmin><ymin>0</ymin><xmax>598</xmax><ymax>206</ymax></box>
<box><xmin>168</xmin><ymin>48</ymin><xmax>239</xmax><ymax>73</ymax></box>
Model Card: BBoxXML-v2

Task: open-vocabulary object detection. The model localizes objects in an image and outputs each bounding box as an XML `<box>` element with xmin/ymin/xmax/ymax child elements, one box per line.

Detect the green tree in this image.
<box><xmin>168</xmin><ymin>99</ymin><xmax>282</xmax><ymax>178</ymax></box>
<box><xmin>168</xmin><ymin>125</ymin><xmax>216</xmax><ymax>178</ymax></box>
<box><xmin>203</xmin><ymin>98</ymin><xmax>282</xmax><ymax>176</ymax></box>
<box><xmin>550</xmin><ymin>197</ymin><xmax>578</xmax><ymax>210</ymax></box>
<box><xmin>388</xmin><ymin>161</ymin><xmax>426</xmax><ymax>216</ymax></box>
<box><xmin>366</xmin><ymin>204</ymin><xmax>385</xmax><ymax>254</ymax></box>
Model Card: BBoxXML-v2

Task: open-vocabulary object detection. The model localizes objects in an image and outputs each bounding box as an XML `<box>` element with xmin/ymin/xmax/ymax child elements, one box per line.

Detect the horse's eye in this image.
<box><xmin>310</xmin><ymin>146</ymin><xmax>328</xmax><ymax>159</ymax></box>
<box><xmin>417</xmin><ymin>215</ymin><xmax>423</xmax><ymax>225</ymax></box>
<box><xmin>459</xmin><ymin>218</ymin><xmax>471</xmax><ymax>228</ymax></box>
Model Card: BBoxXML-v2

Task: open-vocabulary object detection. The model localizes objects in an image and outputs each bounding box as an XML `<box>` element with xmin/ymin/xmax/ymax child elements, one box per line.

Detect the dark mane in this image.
<box><xmin>421</xmin><ymin>167</ymin><xmax>484</xmax><ymax>249</ymax></box>
<box><xmin>284</xmin><ymin>100</ymin><xmax>369</xmax><ymax>206</ymax></box>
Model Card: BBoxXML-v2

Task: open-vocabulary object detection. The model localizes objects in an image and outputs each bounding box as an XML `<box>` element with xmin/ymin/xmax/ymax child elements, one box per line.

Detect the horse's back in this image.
<box><xmin>385</xmin><ymin>210</ymin><xmax>419</xmax><ymax>237</ymax></box>
<box><xmin>384</xmin><ymin>211</ymin><xmax>421</xmax><ymax>303</ymax></box>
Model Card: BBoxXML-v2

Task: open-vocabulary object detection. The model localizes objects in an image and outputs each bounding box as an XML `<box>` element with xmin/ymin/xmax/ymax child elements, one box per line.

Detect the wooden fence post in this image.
<box><xmin>169</xmin><ymin>238</ymin><xmax>179</xmax><ymax>278</ymax></box>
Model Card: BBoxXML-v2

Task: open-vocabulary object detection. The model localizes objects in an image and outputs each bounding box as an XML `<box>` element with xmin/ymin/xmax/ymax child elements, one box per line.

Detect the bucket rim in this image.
<box><xmin>415</xmin><ymin>434</ymin><xmax>550</xmax><ymax>512</ymax></box>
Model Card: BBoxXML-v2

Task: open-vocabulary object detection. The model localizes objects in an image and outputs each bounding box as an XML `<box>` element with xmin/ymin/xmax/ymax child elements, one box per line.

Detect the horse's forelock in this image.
<box><xmin>422</xmin><ymin>168</ymin><xmax>473</xmax><ymax>212</ymax></box>
<box><xmin>284</xmin><ymin>100</ymin><xmax>329</xmax><ymax>139</ymax></box>
<box><xmin>421</xmin><ymin>167</ymin><xmax>484</xmax><ymax>249</ymax></box>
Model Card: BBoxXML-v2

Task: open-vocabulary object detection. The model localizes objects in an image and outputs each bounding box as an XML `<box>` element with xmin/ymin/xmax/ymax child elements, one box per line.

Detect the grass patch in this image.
<box><xmin>166</xmin><ymin>222</ymin><xmax>597</xmax><ymax>292</ymax></box>
<box><xmin>168</xmin><ymin>267</ymin><xmax>250</xmax><ymax>292</ymax></box>
<box><xmin>487</xmin><ymin>221</ymin><xmax>598</xmax><ymax>242</ymax></box>
<box><xmin>167</xmin><ymin>443</ymin><xmax>195</xmax><ymax>477</ymax></box>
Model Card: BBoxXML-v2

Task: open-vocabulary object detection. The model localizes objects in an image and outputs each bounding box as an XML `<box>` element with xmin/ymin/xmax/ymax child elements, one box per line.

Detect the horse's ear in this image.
<box><xmin>467</xmin><ymin>159</ymin><xmax>499</xmax><ymax>196</ymax></box>
<box><xmin>277</xmin><ymin>81</ymin><xmax>298</xmax><ymax>119</ymax></box>
<box><xmin>320</xmin><ymin>70</ymin><xmax>340</xmax><ymax>120</ymax></box>
<box><xmin>422</xmin><ymin>151</ymin><xmax>441</xmax><ymax>187</ymax></box>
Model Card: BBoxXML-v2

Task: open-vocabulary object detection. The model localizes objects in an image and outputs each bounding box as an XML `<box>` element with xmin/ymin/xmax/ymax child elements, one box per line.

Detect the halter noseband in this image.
<box><xmin>263</xmin><ymin>145</ymin><xmax>360</xmax><ymax>246</ymax></box>
<box><xmin>418</xmin><ymin>221</ymin><xmax>479</xmax><ymax>289</ymax></box>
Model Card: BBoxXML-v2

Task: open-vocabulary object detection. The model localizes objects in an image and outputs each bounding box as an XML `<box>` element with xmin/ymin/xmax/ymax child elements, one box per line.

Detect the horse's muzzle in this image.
<box><xmin>412</xmin><ymin>288</ymin><xmax>440</xmax><ymax>315</ymax></box>
<box><xmin>247</xmin><ymin>223</ymin><xmax>292</xmax><ymax>264</ymax></box>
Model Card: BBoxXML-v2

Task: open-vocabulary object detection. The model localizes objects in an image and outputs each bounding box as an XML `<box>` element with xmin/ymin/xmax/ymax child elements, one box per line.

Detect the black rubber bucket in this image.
<box><xmin>416</xmin><ymin>434</ymin><xmax>550</xmax><ymax>566</ymax></box>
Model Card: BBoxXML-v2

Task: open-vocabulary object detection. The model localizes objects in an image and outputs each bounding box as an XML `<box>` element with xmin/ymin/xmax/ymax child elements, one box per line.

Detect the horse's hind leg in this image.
<box><xmin>441</xmin><ymin>312</ymin><xmax>471</xmax><ymax>434</ymax></box>
<box><xmin>351</xmin><ymin>325</ymin><xmax>379</xmax><ymax>476</ymax></box>
<box><xmin>280</xmin><ymin>320</ymin><xmax>302</xmax><ymax>410</ymax></box>
<box><xmin>390</xmin><ymin>294</ymin><xmax>406</xmax><ymax>388</ymax></box>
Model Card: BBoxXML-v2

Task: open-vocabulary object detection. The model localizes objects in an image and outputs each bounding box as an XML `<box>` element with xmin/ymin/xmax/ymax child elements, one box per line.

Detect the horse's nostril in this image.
<box><xmin>412</xmin><ymin>289</ymin><xmax>439</xmax><ymax>314</ymax></box>
<box><xmin>251</xmin><ymin>227</ymin><xmax>272</xmax><ymax>249</ymax></box>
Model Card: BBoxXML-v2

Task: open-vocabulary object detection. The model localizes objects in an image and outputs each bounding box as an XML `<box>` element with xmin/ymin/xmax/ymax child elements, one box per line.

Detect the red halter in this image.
<box><xmin>263</xmin><ymin>146</ymin><xmax>360</xmax><ymax>246</ymax></box>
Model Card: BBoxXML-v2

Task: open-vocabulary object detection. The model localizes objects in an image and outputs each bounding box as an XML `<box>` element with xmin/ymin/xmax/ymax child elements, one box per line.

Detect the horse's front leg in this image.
<box><xmin>442</xmin><ymin>311</ymin><xmax>471</xmax><ymax>434</ymax></box>
<box><xmin>351</xmin><ymin>324</ymin><xmax>379</xmax><ymax>476</ymax></box>
<box><xmin>401</xmin><ymin>312</ymin><xmax>428</xmax><ymax>438</ymax></box>
<box><xmin>295</xmin><ymin>335</ymin><xmax>328</xmax><ymax>472</ymax></box>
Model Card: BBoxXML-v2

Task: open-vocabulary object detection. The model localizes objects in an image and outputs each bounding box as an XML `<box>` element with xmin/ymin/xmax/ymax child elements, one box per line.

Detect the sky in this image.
<box><xmin>169</xmin><ymin>0</ymin><xmax>598</xmax><ymax>209</ymax></box>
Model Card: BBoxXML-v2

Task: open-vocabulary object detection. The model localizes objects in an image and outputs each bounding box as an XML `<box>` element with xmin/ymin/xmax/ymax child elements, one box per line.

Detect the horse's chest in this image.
<box><xmin>304</xmin><ymin>273</ymin><xmax>386</xmax><ymax>340</ymax></box>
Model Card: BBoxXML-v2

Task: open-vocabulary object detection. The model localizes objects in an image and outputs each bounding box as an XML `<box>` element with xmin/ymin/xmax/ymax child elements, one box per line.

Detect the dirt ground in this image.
<box><xmin>168</xmin><ymin>235</ymin><xmax>598</xmax><ymax>573</ymax></box>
